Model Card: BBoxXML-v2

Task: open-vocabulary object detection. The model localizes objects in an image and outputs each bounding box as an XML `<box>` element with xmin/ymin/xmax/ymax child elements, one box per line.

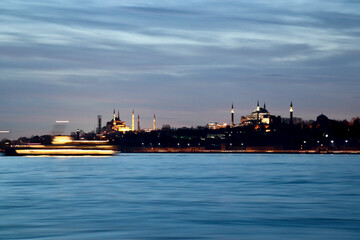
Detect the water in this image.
<box><xmin>0</xmin><ymin>154</ymin><xmax>360</xmax><ymax>239</ymax></box>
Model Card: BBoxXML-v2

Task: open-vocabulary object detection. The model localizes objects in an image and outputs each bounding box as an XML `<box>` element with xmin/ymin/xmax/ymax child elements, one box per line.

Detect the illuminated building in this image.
<box><xmin>207</xmin><ymin>122</ymin><xmax>228</xmax><ymax>129</ymax></box>
<box><xmin>241</xmin><ymin>102</ymin><xmax>271</xmax><ymax>125</ymax></box>
<box><xmin>207</xmin><ymin>122</ymin><xmax>219</xmax><ymax>130</ymax></box>
<box><xmin>106</xmin><ymin>109</ymin><xmax>130</xmax><ymax>132</ymax></box>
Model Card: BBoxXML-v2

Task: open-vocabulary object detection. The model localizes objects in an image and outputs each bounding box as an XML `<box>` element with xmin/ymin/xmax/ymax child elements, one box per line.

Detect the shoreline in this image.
<box><xmin>2</xmin><ymin>148</ymin><xmax>360</xmax><ymax>156</ymax></box>
<box><xmin>124</xmin><ymin>148</ymin><xmax>360</xmax><ymax>154</ymax></box>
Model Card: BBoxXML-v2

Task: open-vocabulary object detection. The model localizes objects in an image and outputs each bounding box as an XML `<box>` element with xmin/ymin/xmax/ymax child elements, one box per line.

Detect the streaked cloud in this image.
<box><xmin>0</xmin><ymin>0</ymin><xmax>359</xmax><ymax>137</ymax></box>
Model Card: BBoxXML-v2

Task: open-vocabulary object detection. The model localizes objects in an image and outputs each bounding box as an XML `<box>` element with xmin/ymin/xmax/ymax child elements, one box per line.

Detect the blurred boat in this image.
<box><xmin>4</xmin><ymin>136</ymin><xmax>118</xmax><ymax>156</ymax></box>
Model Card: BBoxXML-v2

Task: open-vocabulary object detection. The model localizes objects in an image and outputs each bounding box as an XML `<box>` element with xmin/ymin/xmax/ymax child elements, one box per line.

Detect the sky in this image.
<box><xmin>1</xmin><ymin>0</ymin><xmax>360</xmax><ymax>138</ymax></box>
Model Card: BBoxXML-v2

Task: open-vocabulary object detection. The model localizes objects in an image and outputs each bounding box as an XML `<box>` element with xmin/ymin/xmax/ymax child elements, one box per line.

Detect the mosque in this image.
<box><xmin>207</xmin><ymin>102</ymin><xmax>291</xmax><ymax>130</ymax></box>
<box><xmin>241</xmin><ymin>101</ymin><xmax>272</xmax><ymax>125</ymax></box>
<box><xmin>106</xmin><ymin>110</ymin><xmax>130</xmax><ymax>132</ymax></box>
<box><xmin>106</xmin><ymin>110</ymin><xmax>156</xmax><ymax>133</ymax></box>
<box><xmin>234</xmin><ymin>101</ymin><xmax>293</xmax><ymax>127</ymax></box>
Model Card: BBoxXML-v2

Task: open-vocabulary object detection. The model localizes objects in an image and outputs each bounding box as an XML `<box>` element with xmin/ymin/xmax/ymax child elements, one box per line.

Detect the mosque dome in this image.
<box><xmin>252</xmin><ymin>107</ymin><xmax>269</xmax><ymax>114</ymax></box>
<box><xmin>316</xmin><ymin>114</ymin><xmax>329</xmax><ymax>123</ymax></box>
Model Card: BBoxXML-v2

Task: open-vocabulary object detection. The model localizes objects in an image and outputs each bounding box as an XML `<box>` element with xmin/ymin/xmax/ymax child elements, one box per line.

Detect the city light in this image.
<box><xmin>0</xmin><ymin>131</ymin><xmax>10</xmax><ymax>133</ymax></box>
<box><xmin>56</xmin><ymin>121</ymin><xmax>69</xmax><ymax>123</ymax></box>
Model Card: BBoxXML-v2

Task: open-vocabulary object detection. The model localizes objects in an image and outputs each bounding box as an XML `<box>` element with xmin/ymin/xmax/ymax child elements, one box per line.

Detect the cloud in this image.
<box><xmin>0</xmin><ymin>0</ymin><xmax>360</xmax><ymax>137</ymax></box>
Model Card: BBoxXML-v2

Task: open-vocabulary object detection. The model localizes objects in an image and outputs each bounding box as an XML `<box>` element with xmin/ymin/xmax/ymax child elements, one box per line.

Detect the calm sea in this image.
<box><xmin>0</xmin><ymin>153</ymin><xmax>360</xmax><ymax>239</ymax></box>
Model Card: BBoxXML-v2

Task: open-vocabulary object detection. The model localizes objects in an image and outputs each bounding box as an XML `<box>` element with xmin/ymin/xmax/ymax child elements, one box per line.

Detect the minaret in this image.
<box><xmin>263</xmin><ymin>102</ymin><xmax>266</xmax><ymax>109</ymax></box>
<box><xmin>290</xmin><ymin>102</ymin><xmax>294</xmax><ymax>125</ymax></box>
<box><xmin>231</xmin><ymin>103</ymin><xmax>234</xmax><ymax>127</ymax></box>
<box><xmin>113</xmin><ymin>109</ymin><xmax>116</xmax><ymax>125</ymax></box>
<box><xmin>132</xmin><ymin>110</ymin><xmax>135</xmax><ymax>131</ymax></box>
<box><xmin>97</xmin><ymin>115</ymin><xmax>102</xmax><ymax>134</ymax></box>
<box><xmin>153</xmin><ymin>114</ymin><xmax>156</xmax><ymax>131</ymax></box>
<box><xmin>117</xmin><ymin>110</ymin><xmax>120</xmax><ymax>120</ymax></box>
<box><xmin>138</xmin><ymin>114</ymin><xmax>140</xmax><ymax>131</ymax></box>
<box><xmin>256</xmin><ymin>101</ymin><xmax>260</xmax><ymax>124</ymax></box>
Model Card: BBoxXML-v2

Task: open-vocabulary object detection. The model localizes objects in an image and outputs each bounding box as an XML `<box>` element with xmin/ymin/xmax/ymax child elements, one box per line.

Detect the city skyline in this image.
<box><xmin>1</xmin><ymin>0</ymin><xmax>360</xmax><ymax>138</ymax></box>
<box><xmin>1</xmin><ymin>102</ymin><xmax>358</xmax><ymax>139</ymax></box>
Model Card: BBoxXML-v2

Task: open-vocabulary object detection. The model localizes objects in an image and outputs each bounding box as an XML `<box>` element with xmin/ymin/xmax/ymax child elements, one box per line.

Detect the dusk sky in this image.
<box><xmin>1</xmin><ymin>0</ymin><xmax>360</xmax><ymax>138</ymax></box>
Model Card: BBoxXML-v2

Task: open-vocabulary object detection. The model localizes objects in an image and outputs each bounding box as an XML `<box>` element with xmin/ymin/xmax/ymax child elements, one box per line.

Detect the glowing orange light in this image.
<box><xmin>16</xmin><ymin>149</ymin><xmax>116</xmax><ymax>155</ymax></box>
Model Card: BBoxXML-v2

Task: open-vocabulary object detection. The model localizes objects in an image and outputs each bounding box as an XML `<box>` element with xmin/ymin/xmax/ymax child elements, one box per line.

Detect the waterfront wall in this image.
<box><xmin>124</xmin><ymin>147</ymin><xmax>360</xmax><ymax>154</ymax></box>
